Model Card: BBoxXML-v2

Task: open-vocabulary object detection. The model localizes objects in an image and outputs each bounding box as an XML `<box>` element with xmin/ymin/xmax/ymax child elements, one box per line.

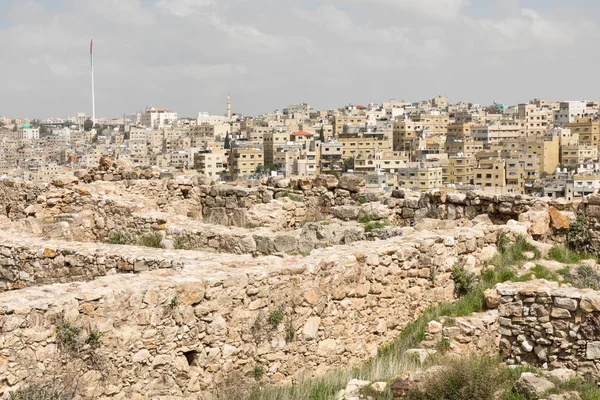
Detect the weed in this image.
<box><xmin>487</xmin><ymin>234</ymin><xmax>540</xmax><ymax>270</ymax></box>
<box><xmin>108</xmin><ymin>231</ymin><xmax>128</xmax><ymax>245</ymax></box>
<box><xmin>135</xmin><ymin>233</ymin><xmax>163</xmax><ymax>248</ymax></box>
<box><xmin>85</xmin><ymin>330</ymin><xmax>103</xmax><ymax>347</ymax></box>
<box><xmin>173</xmin><ymin>237</ymin><xmax>190</xmax><ymax>250</ymax></box>
<box><xmin>567</xmin><ymin>215</ymin><xmax>593</xmax><ymax>254</ymax></box>
<box><xmin>357</xmin><ymin>196</ymin><xmax>367</xmax><ymax>205</ymax></box>
<box><xmin>364</xmin><ymin>221</ymin><xmax>388</xmax><ymax>232</ymax></box>
<box><xmin>251</xmin><ymin>366</ymin><xmax>265</xmax><ymax>382</ymax></box>
<box><xmin>56</xmin><ymin>321</ymin><xmax>81</xmax><ymax>351</ymax></box>
<box><xmin>268</xmin><ymin>307</ymin><xmax>285</xmax><ymax>328</ymax></box>
<box><xmin>436</xmin><ymin>337</ymin><xmax>450</xmax><ymax>354</ymax></box>
<box><xmin>170</xmin><ymin>296</ymin><xmax>179</xmax><ymax>308</ymax></box>
<box><xmin>497</xmin><ymin>232</ymin><xmax>510</xmax><ymax>254</ymax></box>
<box><xmin>451</xmin><ymin>263</ymin><xmax>476</xmax><ymax>297</ymax></box>
<box><xmin>548</xmin><ymin>246</ymin><xmax>597</xmax><ymax>265</ymax></box>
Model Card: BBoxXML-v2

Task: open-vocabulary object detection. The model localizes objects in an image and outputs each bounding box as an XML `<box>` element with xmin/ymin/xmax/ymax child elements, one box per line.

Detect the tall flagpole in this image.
<box><xmin>90</xmin><ymin>37</ymin><xmax>96</xmax><ymax>125</ymax></box>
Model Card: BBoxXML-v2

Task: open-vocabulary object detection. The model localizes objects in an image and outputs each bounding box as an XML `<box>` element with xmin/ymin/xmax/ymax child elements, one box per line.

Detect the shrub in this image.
<box><xmin>364</xmin><ymin>221</ymin><xmax>387</xmax><ymax>232</ymax></box>
<box><xmin>488</xmin><ymin>234</ymin><xmax>540</xmax><ymax>270</ymax></box>
<box><xmin>170</xmin><ymin>296</ymin><xmax>179</xmax><ymax>308</ymax></box>
<box><xmin>436</xmin><ymin>337</ymin><xmax>450</xmax><ymax>354</ymax></box>
<box><xmin>573</xmin><ymin>265</ymin><xmax>600</xmax><ymax>290</ymax></box>
<box><xmin>358</xmin><ymin>215</ymin><xmax>372</xmax><ymax>224</ymax></box>
<box><xmin>135</xmin><ymin>233</ymin><xmax>163</xmax><ymax>248</ymax></box>
<box><xmin>56</xmin><ymin>321</ymin><xmax>81</xmax><ymax>351</ymax></box>
<box><xmin>85</xmin><ymin>330</ymin><xmax>103</xmax><ymax>347</ymax></box>
<box><xmin>451</xmin><ymin>264</ymin><xmax>476</xmax><ymax>297</ymax></box>
<box><xmin>108</xmin><ymin>231</ymin><xmax>128</xmax><ymax>245</ymax></box>
<box><xmin>173</xmin><ymin>237</ymin><xmax>190</xmax><ymax>250</ymax></box>
<box><xmin>267</xmin><ymin>307</ymin><xmax>285</xmax><ymax>328</ymax></box>
<box><xmin>567</xmin><ymin>215</ymin><xmax>593</xmax><ymax>254</ymax></box>
<box><xmin>9</xmin><ymin>383</ymin><xmax>76</xmax><ymax>400</ymax></box>
<box><xmin>251</xmin><ymin>366</ymin><xmax>265</xmax><ymax>381</ymax></box>
<box><xmin>405</xmin><ymin>357</ymin><xmax>509</xmax><ymax>400</ymax></box>
<box><xmin>497</xmin><ymin>232</ymin><xmax>510</xmax><ymax>254</ymax></box>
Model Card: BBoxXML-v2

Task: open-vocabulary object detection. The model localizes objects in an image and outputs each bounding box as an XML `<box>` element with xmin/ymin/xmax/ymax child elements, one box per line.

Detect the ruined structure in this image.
<box><xmin>0</xmin><ymin>156</ymin><xmax>596</xmax><ymax>398</ymax></box>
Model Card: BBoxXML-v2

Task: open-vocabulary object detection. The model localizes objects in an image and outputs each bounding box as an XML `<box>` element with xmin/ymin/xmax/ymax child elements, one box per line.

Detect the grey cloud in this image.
<box><xmin>0</xmin><ymin>0</ymin><xmax>598</xmax><ymax>119</ymax></box>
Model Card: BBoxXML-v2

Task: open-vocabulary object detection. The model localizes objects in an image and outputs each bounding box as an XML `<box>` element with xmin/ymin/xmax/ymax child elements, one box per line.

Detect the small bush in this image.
<box><xmin>364</xmin><ymin>221</ymin><xmax>387</xmax><ymax>232</ymax></box>
<box><xmin>573</xmin><ymin>265</ymin><xmax>600</xmax><ymax>290</ymax></box>
<box><xmin>451</xmin><ymin>264</ymin><xmax>476</xmax><ymax>297</ymax></box>
<box><xmin>567</xmin><ymin>215</ymin><xmax>593</xmax><ymax>254</ymax></box>
<box><xmin>250</xmin><ymin>366</ymin><xmax>265</xmax><ymax>381</ymax></box>
<box><xmin>170</xmin><ymin>296</ymin><xmax>179</xmax><ymax>308</ymax></box>
<box><xmin>530</xmin><ymin>265</ymin><xmax>560</xmax><ymax>281</ymax></box>
<box><xmin>497</xmin><ymin>232</ymin><xmax>510</xmax><ymax>254</ymax></box>
<box><xmin>56</xmin><ymin>321</ymin><xmax>81</xmax><ymax>351</ymax></box>
<box><xmin>436</xmin><ymin>337</ymin><xmax>450</xmax><ymax>354</ymax></box>
<box><xmin>358</xmin><ymin>215</ymin><xmax>372</xmax><ymax>224</ymax></box>
<box><xmin>108</xmin><ymin>231</ymin><xmax>128</xmax><ymax>245</ymax></box>
<box><xmin>268</xmin><ymin>307</ymin><xmax>285</xmax><ymax>328</ymax></box>
<box><xmin>85</xmin><ymin>330</ymin><xmax>103</xmax><ymax>347</ymax></box>
<box><xmin>10</xmin><ymin>383</ymin><xmax>76</xmax><ymax>400</ymax></box>
<box><xmin>173</xmin><ymin>237</ymin><xmax>190</xmax><ymax>250</ymax></box>
<box><xmin>488</xmin><ymin>234</ymin><xmax>540</xmax><ymax>270</ymax></box>
<box><xmin>135</xmin><ymin>233</ymin><xmax>163</xmax><ymax>248</ymax></box>
<box><xmin>405</xmin><ymin>357</ymin><xmax>509</xmax><ymax>400</ymax></box>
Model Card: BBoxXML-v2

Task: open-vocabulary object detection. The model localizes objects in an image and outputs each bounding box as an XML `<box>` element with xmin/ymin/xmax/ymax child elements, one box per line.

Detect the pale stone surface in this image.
<box><xmin>514</xmin><ymin>373</ymin><xmax>555</xmax><ymax>398</ymax></box>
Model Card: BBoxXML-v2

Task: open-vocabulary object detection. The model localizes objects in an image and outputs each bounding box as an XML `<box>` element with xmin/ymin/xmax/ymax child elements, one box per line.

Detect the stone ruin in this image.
<box><xmin>1</xmin><ymin>156</ymin><xmax>600</xmax><ymax>398</ymax></box>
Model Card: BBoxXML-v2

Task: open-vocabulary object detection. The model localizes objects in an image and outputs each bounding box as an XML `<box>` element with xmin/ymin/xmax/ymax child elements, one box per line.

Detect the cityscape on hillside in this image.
<box><xmin>1</xmin><ymin>95</ymin><xmax>599</xmax><ymax>199</ymax></box>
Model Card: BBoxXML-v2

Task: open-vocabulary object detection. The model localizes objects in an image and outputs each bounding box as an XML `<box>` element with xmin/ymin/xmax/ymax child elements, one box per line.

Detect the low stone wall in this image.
<box><xmin>488</xmin><ymin>280</ymin><xmax>600</xmax><ymax>380</ymax></box>
<box><xmin>0</xmin><ymin>229</ymin><xmax>497</xmax><ymax>399</ymax></box>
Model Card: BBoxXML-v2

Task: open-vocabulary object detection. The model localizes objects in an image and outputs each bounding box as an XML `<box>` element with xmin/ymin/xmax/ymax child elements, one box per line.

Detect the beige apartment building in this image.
<box><xmin>446</xmin><ymin>122</ymin><xmax>473</xmax><ymax>141</ymax></box>
<box><xmin>444</xmin><ymin>139</ymin><xmax>483</xmax><ymax>157</ymax></box>
<box><xmin>561</xmin><ymin>144</ymin><xmax>599</xmax><ymax>168</ymax></box>
<box><xmin>443</xmin><ymin>156</ymin><xmax>476</xmax><ymax>186</ymax></box>
<box><xmin>397</xmin><ymin>165</ymin><xmax>443</xmax><ymax>191</ymax></box>
<box><xmin>263</xmin><ymin>131</ymin><xmax>291</xmax><ymax>166</ymax></box>
<box><xmin>472</xmin><ymin>122</ymin><xmax>524</xmax><ymax>144</ymax></box>
<box><xmin>565</xmin><ymin>117</ymin><xmax>600</xmax><ymax>148</ymax></box>
<box><xmin>194</xmin><ymin>149</ymin><xmax>227</xmax><ymax>178</ymax></box>
<box><xmin>392</xmin><ymin>113</ymin><xmax>449</xmax><ymax>151</ymax></box>
<box><xmin>333</xmin><ymin>115</ymin><xmax>367</xmax><ymax>136</ymax></box>
<box><xmin>338</xmin><ymin>131</ymin><xmax>392</xmax><ymax>160</ymax></box>
<box><xmin>503</xmin><ymin>135</ymin><xmax>560</xmax><ymax>175</ymax></box>
<box><xmin>474</xmin><ymin>159</ymin><xmax>507</xmax><ymax>191</ymax></box>
<box><xmin>318</xmin><ymin>141</ymin><xmax>344</xmax><ymax>175</ymax></box>
<box><xmin>228</xmin><ymin>146</ymin><xmax>263</xmax><ymax>179</ymax></box>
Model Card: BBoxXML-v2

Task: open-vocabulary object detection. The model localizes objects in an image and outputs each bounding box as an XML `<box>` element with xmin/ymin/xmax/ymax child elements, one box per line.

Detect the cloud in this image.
<box><xmin>0</xmin><ymin>0</ymin><xmax>599</xmax><ymax>119</ymax></box>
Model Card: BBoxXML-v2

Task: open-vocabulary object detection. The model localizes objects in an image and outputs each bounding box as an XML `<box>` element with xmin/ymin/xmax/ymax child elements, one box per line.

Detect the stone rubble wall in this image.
<box><xmin>488</xmin><ymin>280</ymin><xmax>600</xmax><ymax>380</ymax></box>
<box><xmin>0</xmin><ymin>230</ymin><xmax>498</xmax><ymax>399</ymax></box>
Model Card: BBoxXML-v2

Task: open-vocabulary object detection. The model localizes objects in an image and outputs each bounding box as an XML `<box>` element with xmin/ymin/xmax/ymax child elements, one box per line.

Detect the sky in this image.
<box><xmin>0</xmin><ymin>0</ymin><xmax>599</xmax><ymax>119</ymax></box>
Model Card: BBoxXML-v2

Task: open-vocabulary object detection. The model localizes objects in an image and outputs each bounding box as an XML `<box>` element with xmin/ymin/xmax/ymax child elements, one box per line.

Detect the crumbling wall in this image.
<box><xmin>0</xmin><ymin>230</ymin><xmax>498</xmax><ymax>398</ymax></box>
<box><xmin>487</xmin><ymin>280</ymin><xmax>600</xmax><ymax>380</ymax></box>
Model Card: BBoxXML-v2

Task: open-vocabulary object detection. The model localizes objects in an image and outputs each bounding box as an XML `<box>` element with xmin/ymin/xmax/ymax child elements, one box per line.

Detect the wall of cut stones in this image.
<box><xmin>0</xmin><ymin>230</ymin><xmax>497</xmax><ymax>399</ymax></box>
<box><xmin>487</xmin><ymin>281</ymin><xmax>600</xmax><ymax>380</ymax></box>
<box><xmin>0</xmin><ymin>171</ymin><xmax>579</xmax><ymax>247</ymax></box>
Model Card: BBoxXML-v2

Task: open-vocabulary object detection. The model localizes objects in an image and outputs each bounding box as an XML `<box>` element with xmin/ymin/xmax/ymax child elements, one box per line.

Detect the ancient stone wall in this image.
<box><xmin>488</xmin><ymin>280</ymin><xmax>600</xmax><ymax>380</ymax></box>
<box><xmin>0</xmin><ymin>229</ymin><xmax>497</xmax><ymax>399</ymax></box>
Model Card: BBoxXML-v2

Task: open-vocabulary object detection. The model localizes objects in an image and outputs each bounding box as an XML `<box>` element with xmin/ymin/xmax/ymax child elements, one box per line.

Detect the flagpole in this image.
<box><xmin>91</xmin><ymin>37</ymin><xmax>96</xmax><ymax>125</ymax></box>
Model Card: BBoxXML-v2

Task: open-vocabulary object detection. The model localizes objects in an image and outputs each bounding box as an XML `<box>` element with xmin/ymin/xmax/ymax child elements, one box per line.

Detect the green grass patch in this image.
<box><xmin>488</xmin><ymin>234</ymin><xmax>540</xmax><ymax>270</ymax></box>
<box><xmin>135</xmin><ymin>233</ymin><xmax>163</xmax><ymax>248</ymax></box>
<box><xmin>108</xmin><ymin>231</ymin><xmax>128</xmax><ymax>245</ymax></box>
<box><xmin>364</xmin><ymin>221</ymin><xmax>388</xmax><ymax>232</ymax></box>
<box><xmin>548</xmin><ymin>246</ymin><xmax>598</xmax><ymax>265</ymax></box>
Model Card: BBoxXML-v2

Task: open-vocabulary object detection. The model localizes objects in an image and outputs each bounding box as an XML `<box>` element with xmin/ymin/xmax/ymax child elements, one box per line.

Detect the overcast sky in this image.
<box><xmin>0</xmin><ymin>0</ymin><xmax>598</xmax><ymax>119</ymax></box>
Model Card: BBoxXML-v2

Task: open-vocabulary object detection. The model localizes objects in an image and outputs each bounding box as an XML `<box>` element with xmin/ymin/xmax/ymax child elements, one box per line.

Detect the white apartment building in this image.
<box><xmin>554</xmin><ymin>101</ymin><xmax>587</xmax><ymax>127</ymax></box>
<box><xmin>141</xmin><ymin>108</ymin><xmax>178</xmax><ymax>129</ymax></box>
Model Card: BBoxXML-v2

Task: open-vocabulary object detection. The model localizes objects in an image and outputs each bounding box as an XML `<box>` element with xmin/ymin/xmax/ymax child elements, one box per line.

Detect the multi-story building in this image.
<box><xmin>338</xmin><ymin>131</ymin><xmax>392</xmax><ymax>160</ymax></box>
<box><xmin>263</xmin><ymin>130</ymin><xmax>291</xmax><ymax>166</ymax></box>
<box><xmin>228</xmin><ymin>145</ymin><xmax>264</xmax><ymax>180</ymax></box>
<box><xmin>194</xmin><ymin>149</ymin><xmax>227</xmax><ymax>178</ymax></box>
<box><xmin>333</xmin><ymin>115</ymin><xmax>367</xmax><ymax>136</ymax></box>
<box><xmin>474</xmin><ymin>159</ymin><xmax>508</xmax><ymax>192</ymax></box>
<box><xmin>560</xmin><ymin>144</ymin><xmax>599</xmax><ymax>169</ymax></box>
<box><xmin>141</xmin><ymin>108</ymin><xmax>178</xmax><ymax>129</ymax></box>
<box><xmin>472</xmin><ymin>122</ymin><xmax>524</xmax><ymax>144</ymax></box>
<box><xmin>503</xmin><ymin>135</ymin><xmax>560</xmax><ymax>175</ymax></box>
<box><xmin>565</xmin><ymin>117</ymin><xmax>600</xmax><ymax>148</ymax></box>
<box><xmin>554</xmin><ymin>101</ymin><xmax>587</xmax><ymax>127</ymax></box>
<box><xmin>397</xmin><ymin>164</ymin><xmax>443</xmax><ymax>191</ymax></box>
<box><xmin>318</xmin><ymin>140</ymin><xmax>344</xmax><ymax>175</ymax></box>
<box><xmin>443</xmin><ymin>156</ymin><xmax>476</xmax><ymax>186</ymax></box>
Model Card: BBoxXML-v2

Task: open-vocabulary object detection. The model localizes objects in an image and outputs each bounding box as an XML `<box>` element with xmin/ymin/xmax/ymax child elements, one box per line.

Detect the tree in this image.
<box><xmin>224</xmin><ymin>133</ymin><xmax>231</xmax><ymax>149</ymax></box>
<box><xmin>318</xmin><ymin>126</ymin><xmax>325</xmax><ymax>142</ymax></box>
<box><xmin>83</xmin><ymin>119</ymin><xmax>93</xmax><ymax>132</ymax></box>
<box><xmin>39</xmin><ymin>125</ymin><xmax>50</xmax><ymax>137</ymax></box>
<box><xmin>342</xmin><ymin>157</ymin><xmax>354</xmax><ymax>172</ymax></box>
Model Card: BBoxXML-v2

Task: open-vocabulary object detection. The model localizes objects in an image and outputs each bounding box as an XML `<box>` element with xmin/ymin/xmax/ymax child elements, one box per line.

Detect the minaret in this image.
<box><xmin>227</xmin><ymin>94</ymin><xmax>231</xmax><ymax>120</ymax></box>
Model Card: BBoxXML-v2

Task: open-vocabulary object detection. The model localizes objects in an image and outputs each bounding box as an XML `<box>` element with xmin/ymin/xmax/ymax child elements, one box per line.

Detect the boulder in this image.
<box><xmin>518</xmin><ymin>211</ymin><xmax>550</xmax><ymax>236</ymax></box>
<box><xmin>98</xmin><ymin>155</ymin><xmax>116</xmax><ymax>171</ymax></box>
<box><xmin>514</xmin><ymin>372</ymin><xmax>555</xmax><ymax>398</ymax></box>
<box><xmin>545</xmin><ymin>368</ymin><xmax>577</xmax><ymax>384</ymax></box>
<box><xmin>331</xmin><ymin>206</ymin><xmax>359</xmax><ymax>221</ymax></box>
<box><xmin>338</xmin><ymin>175</ymin><xmax>365</xmax><ymax>193</ymax></box>
<box><xmin>313</xmin><ymin>174</ymin><xmax>339</xmax><ymax>190</ymax></box>
<box><xmin>548</xmin><ymin>206</ymin><xmax>570</xmax><ymax>230</ymax></box>
<box><xmin>357</xmin><ymin>203</ymin><xmax>390</xmax><ymax>221</ymax></box>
